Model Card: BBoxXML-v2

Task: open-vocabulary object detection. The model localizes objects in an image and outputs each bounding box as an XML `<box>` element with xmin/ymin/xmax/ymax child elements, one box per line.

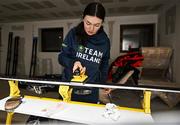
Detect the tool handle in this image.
<box><xmin>73</xmin><ymin>68</ymin><xmax>80</xmax><ymax>76</ymax></box>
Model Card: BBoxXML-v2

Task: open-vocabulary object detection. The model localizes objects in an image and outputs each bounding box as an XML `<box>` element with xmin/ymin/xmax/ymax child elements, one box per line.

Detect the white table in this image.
<box><xmin>0</xmin><ymin>96</ymin><xmax>154</xmax><ymax>124</ymax></box>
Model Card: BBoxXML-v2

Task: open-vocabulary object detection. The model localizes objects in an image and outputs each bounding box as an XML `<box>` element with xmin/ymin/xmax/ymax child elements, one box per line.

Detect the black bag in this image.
<box><xmin>112</xmin><ymin>63</ymin><xmax>140</xmax><ymax>85</ymax></box>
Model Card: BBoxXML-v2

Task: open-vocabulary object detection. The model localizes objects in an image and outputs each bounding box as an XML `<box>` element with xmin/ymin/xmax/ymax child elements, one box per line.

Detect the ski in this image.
<box><xmin>12</xmin><ymin>36</ymin><xmax>20</xmax><ymax>76</ymax></box>
<box><xmin>5</xmin><ymin>32</ymin><xmax>13</xmax><ymax>76</ymax></box>
<box><xmin>29</xmin><ymin>37</ymin><xmax>38</xmax><ymax>77</ymax></box>
<box><xmin>0</xmin><ymin>76</ymin><xmax>180</xmax><ymax>93</ymax></box>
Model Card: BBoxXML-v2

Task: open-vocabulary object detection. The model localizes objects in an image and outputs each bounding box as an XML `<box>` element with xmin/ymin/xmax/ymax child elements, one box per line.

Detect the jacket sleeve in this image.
<box><xmin>58</xmin><ymin>29</ymin><xmax>76</xmax><ymax>69</ymax></box>
<box><xmin>99</xmin><ymin>40</ymin><xmax>110</xmax><ymax>83</ymax></box>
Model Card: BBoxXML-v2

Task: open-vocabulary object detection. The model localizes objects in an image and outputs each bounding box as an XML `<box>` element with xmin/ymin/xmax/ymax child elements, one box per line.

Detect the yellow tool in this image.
<box><xmin>6</xmin><ymin>80</ymin><xmax>21</xmax><ymax>125</ymax></box>
<box><xmin>59</xmin><ymin>68</ymin><xmax>88</xmax><ymax>102</ymax></box>
<box><xmin>142</xmin><ymin>90</ymin><xmax>151</xmax><ymax>114</ymax></box>
<box><xmin>59</xmin><ymin>85</ymin><xmax>73</xmax><ymax>102</ymax></box>
<box><xmin>71</xmin><ymin>68</ymin><xmax>88</xmax><ymax>82</ymax></box>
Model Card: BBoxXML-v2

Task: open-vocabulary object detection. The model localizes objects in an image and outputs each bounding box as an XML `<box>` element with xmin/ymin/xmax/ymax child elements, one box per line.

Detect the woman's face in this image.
<box><xmin>83</xmin><ymin>15</ymin><xmax>103</xmax><ymax>36</ymax></box>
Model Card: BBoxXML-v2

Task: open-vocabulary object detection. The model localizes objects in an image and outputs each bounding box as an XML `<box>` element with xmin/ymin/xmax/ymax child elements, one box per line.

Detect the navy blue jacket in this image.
<box><xmin>58</xmin><ymin>27</ymin><xmax>110</xmax><ymax>83</ymax></box>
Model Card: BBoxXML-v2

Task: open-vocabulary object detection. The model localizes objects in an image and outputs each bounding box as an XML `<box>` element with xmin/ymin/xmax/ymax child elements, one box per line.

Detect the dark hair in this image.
<box><xmin>75</xmin><ymin>2</ymin><xmax>105</xmax><ymax>46</ymax></box>
<box><xmin>83</xmin><ymin>2</ymin><xmax>106</xmax><ymax>22</ymax></box>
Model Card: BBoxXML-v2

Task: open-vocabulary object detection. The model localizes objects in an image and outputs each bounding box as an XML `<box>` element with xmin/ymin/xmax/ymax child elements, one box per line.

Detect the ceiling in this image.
<box><xmin>0</xmin><ymin>0</ymin><xmax>177</xmax><ymax>23</ymax></box>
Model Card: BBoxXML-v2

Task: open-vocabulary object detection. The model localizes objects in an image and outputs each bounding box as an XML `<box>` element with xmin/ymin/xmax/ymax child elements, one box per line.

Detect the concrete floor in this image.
<box><xmin>0</xmin><ymin>80</ymin><xmax>180</xmax><ymax>124</ymax></box>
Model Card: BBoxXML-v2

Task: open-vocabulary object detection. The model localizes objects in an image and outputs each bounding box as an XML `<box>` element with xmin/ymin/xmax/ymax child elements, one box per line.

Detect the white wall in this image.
<box><xmin>175</xmin><ymin>2</ymin><xmax>180</xmax><ymax>82</ymax></box>
<box><xmin>158</xmin><ymin>0</ymin><xmax>180</xmax><ymax>82</ymax></box>
<box><xmin>0</xmin><ymin>14</ymin><xmax>158</xmax><ymax>76</ymax></box>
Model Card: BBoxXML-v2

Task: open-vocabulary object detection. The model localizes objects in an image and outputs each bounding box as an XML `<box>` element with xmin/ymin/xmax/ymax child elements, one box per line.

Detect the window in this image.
<box><xmin>120</xmin><ymin>24</ymin><xmax>155</xmax><ymax>52</ymax></box>
<box><xmin>39</xmin><ymin>27</ymin><xmax>63</xmax><ymax>52</ymax></box>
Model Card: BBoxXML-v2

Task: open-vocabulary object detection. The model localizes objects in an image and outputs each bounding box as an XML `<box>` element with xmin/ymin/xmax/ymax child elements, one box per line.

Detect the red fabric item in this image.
<box><xmin>108</xmin><ymin>51</ymin><xmax>144</xmax><ymax>80</ymax></box>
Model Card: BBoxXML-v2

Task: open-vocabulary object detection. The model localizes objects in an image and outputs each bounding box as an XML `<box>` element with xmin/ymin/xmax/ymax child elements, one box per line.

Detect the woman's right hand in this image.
<box><xmin>103</xmin><ymin>88</ymin><xmax>113</xmax><ymax>95</ymax></box>
<box><xmin>73</xmin><ymin>61</ymin><xmax>86</xmax><ymax>74</ymax></box>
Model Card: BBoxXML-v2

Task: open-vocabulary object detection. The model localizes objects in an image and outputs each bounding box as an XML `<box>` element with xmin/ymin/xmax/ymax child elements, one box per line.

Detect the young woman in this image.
<box><xmin>58</xmin><ymin>2</ymin><xmax>111</xmax><ymax>103</ymax></box>
<box><xmin>26</xmin><ymin>2</ymin><xmax>111</xmax><ymax>124</ymax></box>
